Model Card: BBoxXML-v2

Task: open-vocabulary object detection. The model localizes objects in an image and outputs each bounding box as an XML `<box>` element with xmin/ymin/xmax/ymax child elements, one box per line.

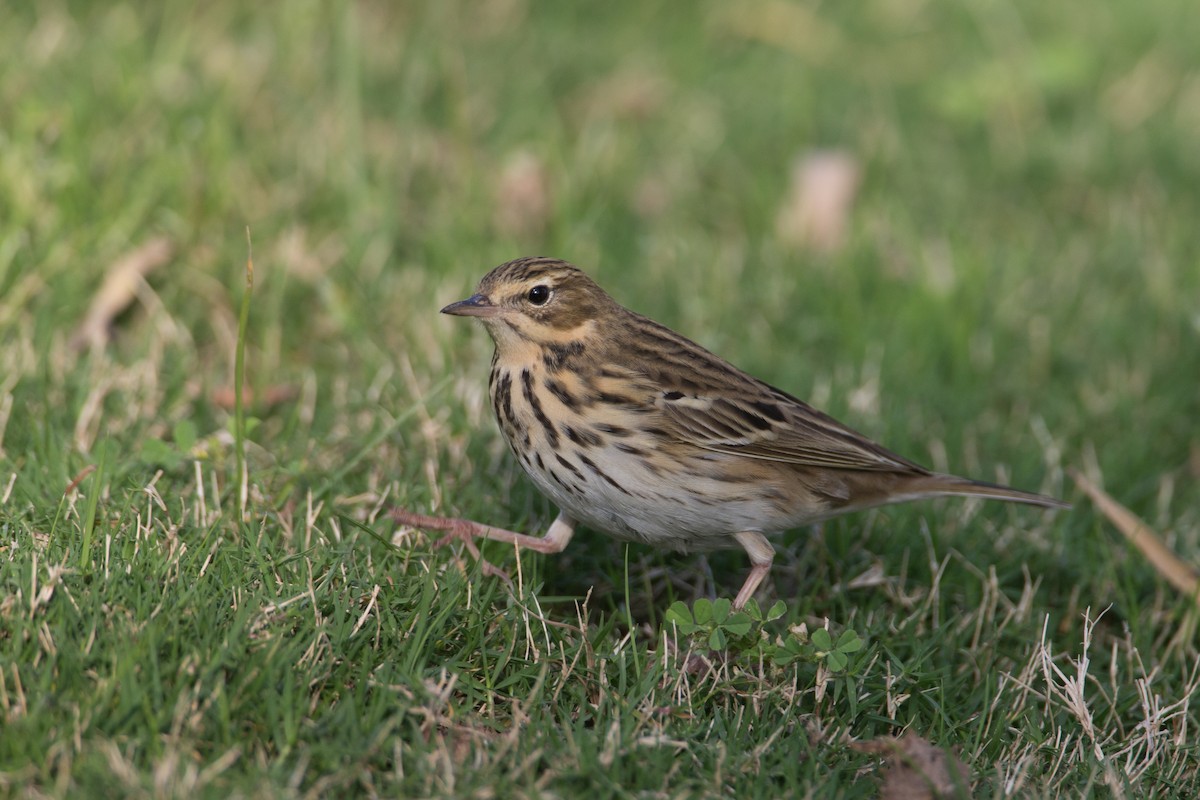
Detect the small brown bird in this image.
<box><xmin>393</xmin><ymin>257</ymin><xmax>1069</xmax><ymax>608</ymax></box>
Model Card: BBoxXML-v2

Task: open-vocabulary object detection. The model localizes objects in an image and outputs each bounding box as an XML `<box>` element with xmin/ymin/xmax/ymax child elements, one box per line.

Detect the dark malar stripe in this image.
<box><xmin>501</xmin><ymin>318</ymin><xmax>536</xmax><ymax>342</ymax></box>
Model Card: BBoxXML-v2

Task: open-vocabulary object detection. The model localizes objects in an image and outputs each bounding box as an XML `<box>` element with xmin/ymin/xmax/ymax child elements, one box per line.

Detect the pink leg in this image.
<box><xmin>732</xmin><ymin>531</ymin><xmax>775</xmax><ymax>610</ymax></box>
<box><xmin>391</xmin><ymin>508</ymin><xmax>577</xmax><ymax>580</ymax></box>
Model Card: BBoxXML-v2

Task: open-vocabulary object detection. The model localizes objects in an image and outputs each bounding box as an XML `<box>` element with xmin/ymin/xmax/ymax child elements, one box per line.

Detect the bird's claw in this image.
<box><xmin>390</xmin><ymin>508</ymin><xmax>514</xmax><ymax>585</ymax></box>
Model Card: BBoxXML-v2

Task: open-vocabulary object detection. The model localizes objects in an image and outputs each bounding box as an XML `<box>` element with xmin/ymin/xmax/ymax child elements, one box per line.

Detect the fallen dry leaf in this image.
<box><xmin>853</xmin><ymin>733</ymin><xmax>970</xmax><ymax>799</ymax></box>
<box><xmin>775</xmin><ymin>150</ymin><xmax>861</xmax><ymax>254</ymax></box>
<box><xmin>71</xmin><ymin>237</ymin><xmax>174</xmax><ymax>351</ymax></box>
<box><xmin>1070</xmin><ymin>468</ymin><xmax>1199</xmax><ymax>602</ymax></box>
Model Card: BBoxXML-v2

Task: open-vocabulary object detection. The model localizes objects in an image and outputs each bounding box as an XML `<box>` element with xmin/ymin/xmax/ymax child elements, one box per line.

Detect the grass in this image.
<box><xmin>2</xmin><ymin>0</ymin><xmax>1199</xmax><ymax>796</ymax></box>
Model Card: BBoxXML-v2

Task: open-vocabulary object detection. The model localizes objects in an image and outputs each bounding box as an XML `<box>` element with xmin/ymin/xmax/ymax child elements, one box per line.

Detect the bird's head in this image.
<box><xmin>442</xmin><ymin>257</ymin><xmax>617</xmax><ymax>352</ymax></box>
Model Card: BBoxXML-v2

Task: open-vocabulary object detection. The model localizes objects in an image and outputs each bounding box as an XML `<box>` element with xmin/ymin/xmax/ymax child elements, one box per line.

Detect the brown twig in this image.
<box><xmin>1069</xmin><ymin>468</ymin><xmax>1199</xmax><ymax>602</ymax></box>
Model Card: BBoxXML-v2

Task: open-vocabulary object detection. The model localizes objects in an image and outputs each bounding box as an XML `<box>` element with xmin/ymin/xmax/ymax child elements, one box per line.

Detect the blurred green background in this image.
<box><xmin>1</xmin><ymin>1</ymin><xmax>1198</xmax><ymax>796</ymax></box>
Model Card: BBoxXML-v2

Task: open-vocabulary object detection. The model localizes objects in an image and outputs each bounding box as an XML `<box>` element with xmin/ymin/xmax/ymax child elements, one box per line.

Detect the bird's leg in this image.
<box><xmin>732</xmin><ymin>531</ymin><xmax>775</xmax><ymax>610</ymax></box>
<box><xmin>391</xmin><ymin>508</ymin><xmax>577</xmax><ymax>581</ymax></box>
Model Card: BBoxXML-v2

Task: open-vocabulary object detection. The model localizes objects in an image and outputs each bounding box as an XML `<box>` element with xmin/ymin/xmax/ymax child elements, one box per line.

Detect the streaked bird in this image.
<box><xmin>393</xmin><ymin>257</ymin><xmax>1069</xmax><ymax>608</ymax></box>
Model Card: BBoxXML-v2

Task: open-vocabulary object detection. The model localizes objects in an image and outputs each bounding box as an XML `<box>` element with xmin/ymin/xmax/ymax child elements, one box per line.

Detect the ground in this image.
<box><xmin>1</xmin><ymin>2</ymin><xmax>1198</xmax><ymax>797</ymax></box>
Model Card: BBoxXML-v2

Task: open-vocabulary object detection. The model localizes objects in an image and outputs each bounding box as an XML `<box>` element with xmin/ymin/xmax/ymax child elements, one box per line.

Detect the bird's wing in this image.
<box><xmin>601</xmin><ymin>310</ymin><xmax>926</xmax><ymax>473</ymax></box>
<box><xmin>654</xmin><ymin>384</ymin><xmax>926</xmax><ymax>473</ymax></box>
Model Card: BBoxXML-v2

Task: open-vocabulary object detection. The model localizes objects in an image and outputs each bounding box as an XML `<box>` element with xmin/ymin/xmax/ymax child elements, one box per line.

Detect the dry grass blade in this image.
<box><xmin>63</xmin><ymin>464</ymin><xmax>97</xmax><ymax>496</ymax></box>
<box><xmin>1069</xmin><ymin>468</ymin><xmax>1199</xmax><ymax>602</ymax></box>
<box><xmin>70</xmin><ymin>237</ymin><xmax>174</xmax><ymax>351</ymax></box>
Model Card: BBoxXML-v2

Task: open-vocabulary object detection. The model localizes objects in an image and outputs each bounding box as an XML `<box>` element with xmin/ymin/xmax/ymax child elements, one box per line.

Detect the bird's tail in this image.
<box><xmin>904</xmin><ymin>473</ymin><xmax>1071</xmax><ymax>510</ymax></box>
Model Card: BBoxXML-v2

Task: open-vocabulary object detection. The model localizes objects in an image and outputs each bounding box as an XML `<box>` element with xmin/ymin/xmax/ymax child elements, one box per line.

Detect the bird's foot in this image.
<box><xmin>390</xmin><ymin>508</ymin><xmax>514</xmax><ymax>583</ymax></box>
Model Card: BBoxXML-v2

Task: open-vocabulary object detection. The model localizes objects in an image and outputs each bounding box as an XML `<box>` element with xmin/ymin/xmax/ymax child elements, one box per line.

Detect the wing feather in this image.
<box><xmin>656</xmin><ymin>387</ymin><xmax>926</xmax><ymax>473</ymax></box>
<box><xmin>604</xmin><ymin>309</ymin><xmax>928</xmax><ymax>474</ymax></box>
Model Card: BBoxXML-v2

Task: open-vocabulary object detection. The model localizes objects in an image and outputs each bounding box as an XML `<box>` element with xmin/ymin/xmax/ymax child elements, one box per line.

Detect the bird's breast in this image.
<box><xmin>486</xmin><ymin>357</ymin><xmax>826</xmax><ymax>552</ymax></box>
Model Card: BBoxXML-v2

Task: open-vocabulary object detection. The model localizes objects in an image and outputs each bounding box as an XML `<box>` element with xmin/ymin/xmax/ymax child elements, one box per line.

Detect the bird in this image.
<box><xmin>392</xmin><ymin>256</ymin><xmax>1069</xmax><ymax>609</ymax></box>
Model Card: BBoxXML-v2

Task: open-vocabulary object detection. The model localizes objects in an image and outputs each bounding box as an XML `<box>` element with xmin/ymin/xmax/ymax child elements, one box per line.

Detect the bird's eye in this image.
<box><xmin>526</xmin><ymin>285</ymin><xmax>551</xmax><ymax>306</ymax></box>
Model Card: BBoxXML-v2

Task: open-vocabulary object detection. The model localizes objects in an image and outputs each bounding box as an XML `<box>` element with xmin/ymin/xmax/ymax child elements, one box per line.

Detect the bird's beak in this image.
<box><xmin>441</xmin><ymin>293</ymin><xmax>499</xmax><ymax>318</ymax></box>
